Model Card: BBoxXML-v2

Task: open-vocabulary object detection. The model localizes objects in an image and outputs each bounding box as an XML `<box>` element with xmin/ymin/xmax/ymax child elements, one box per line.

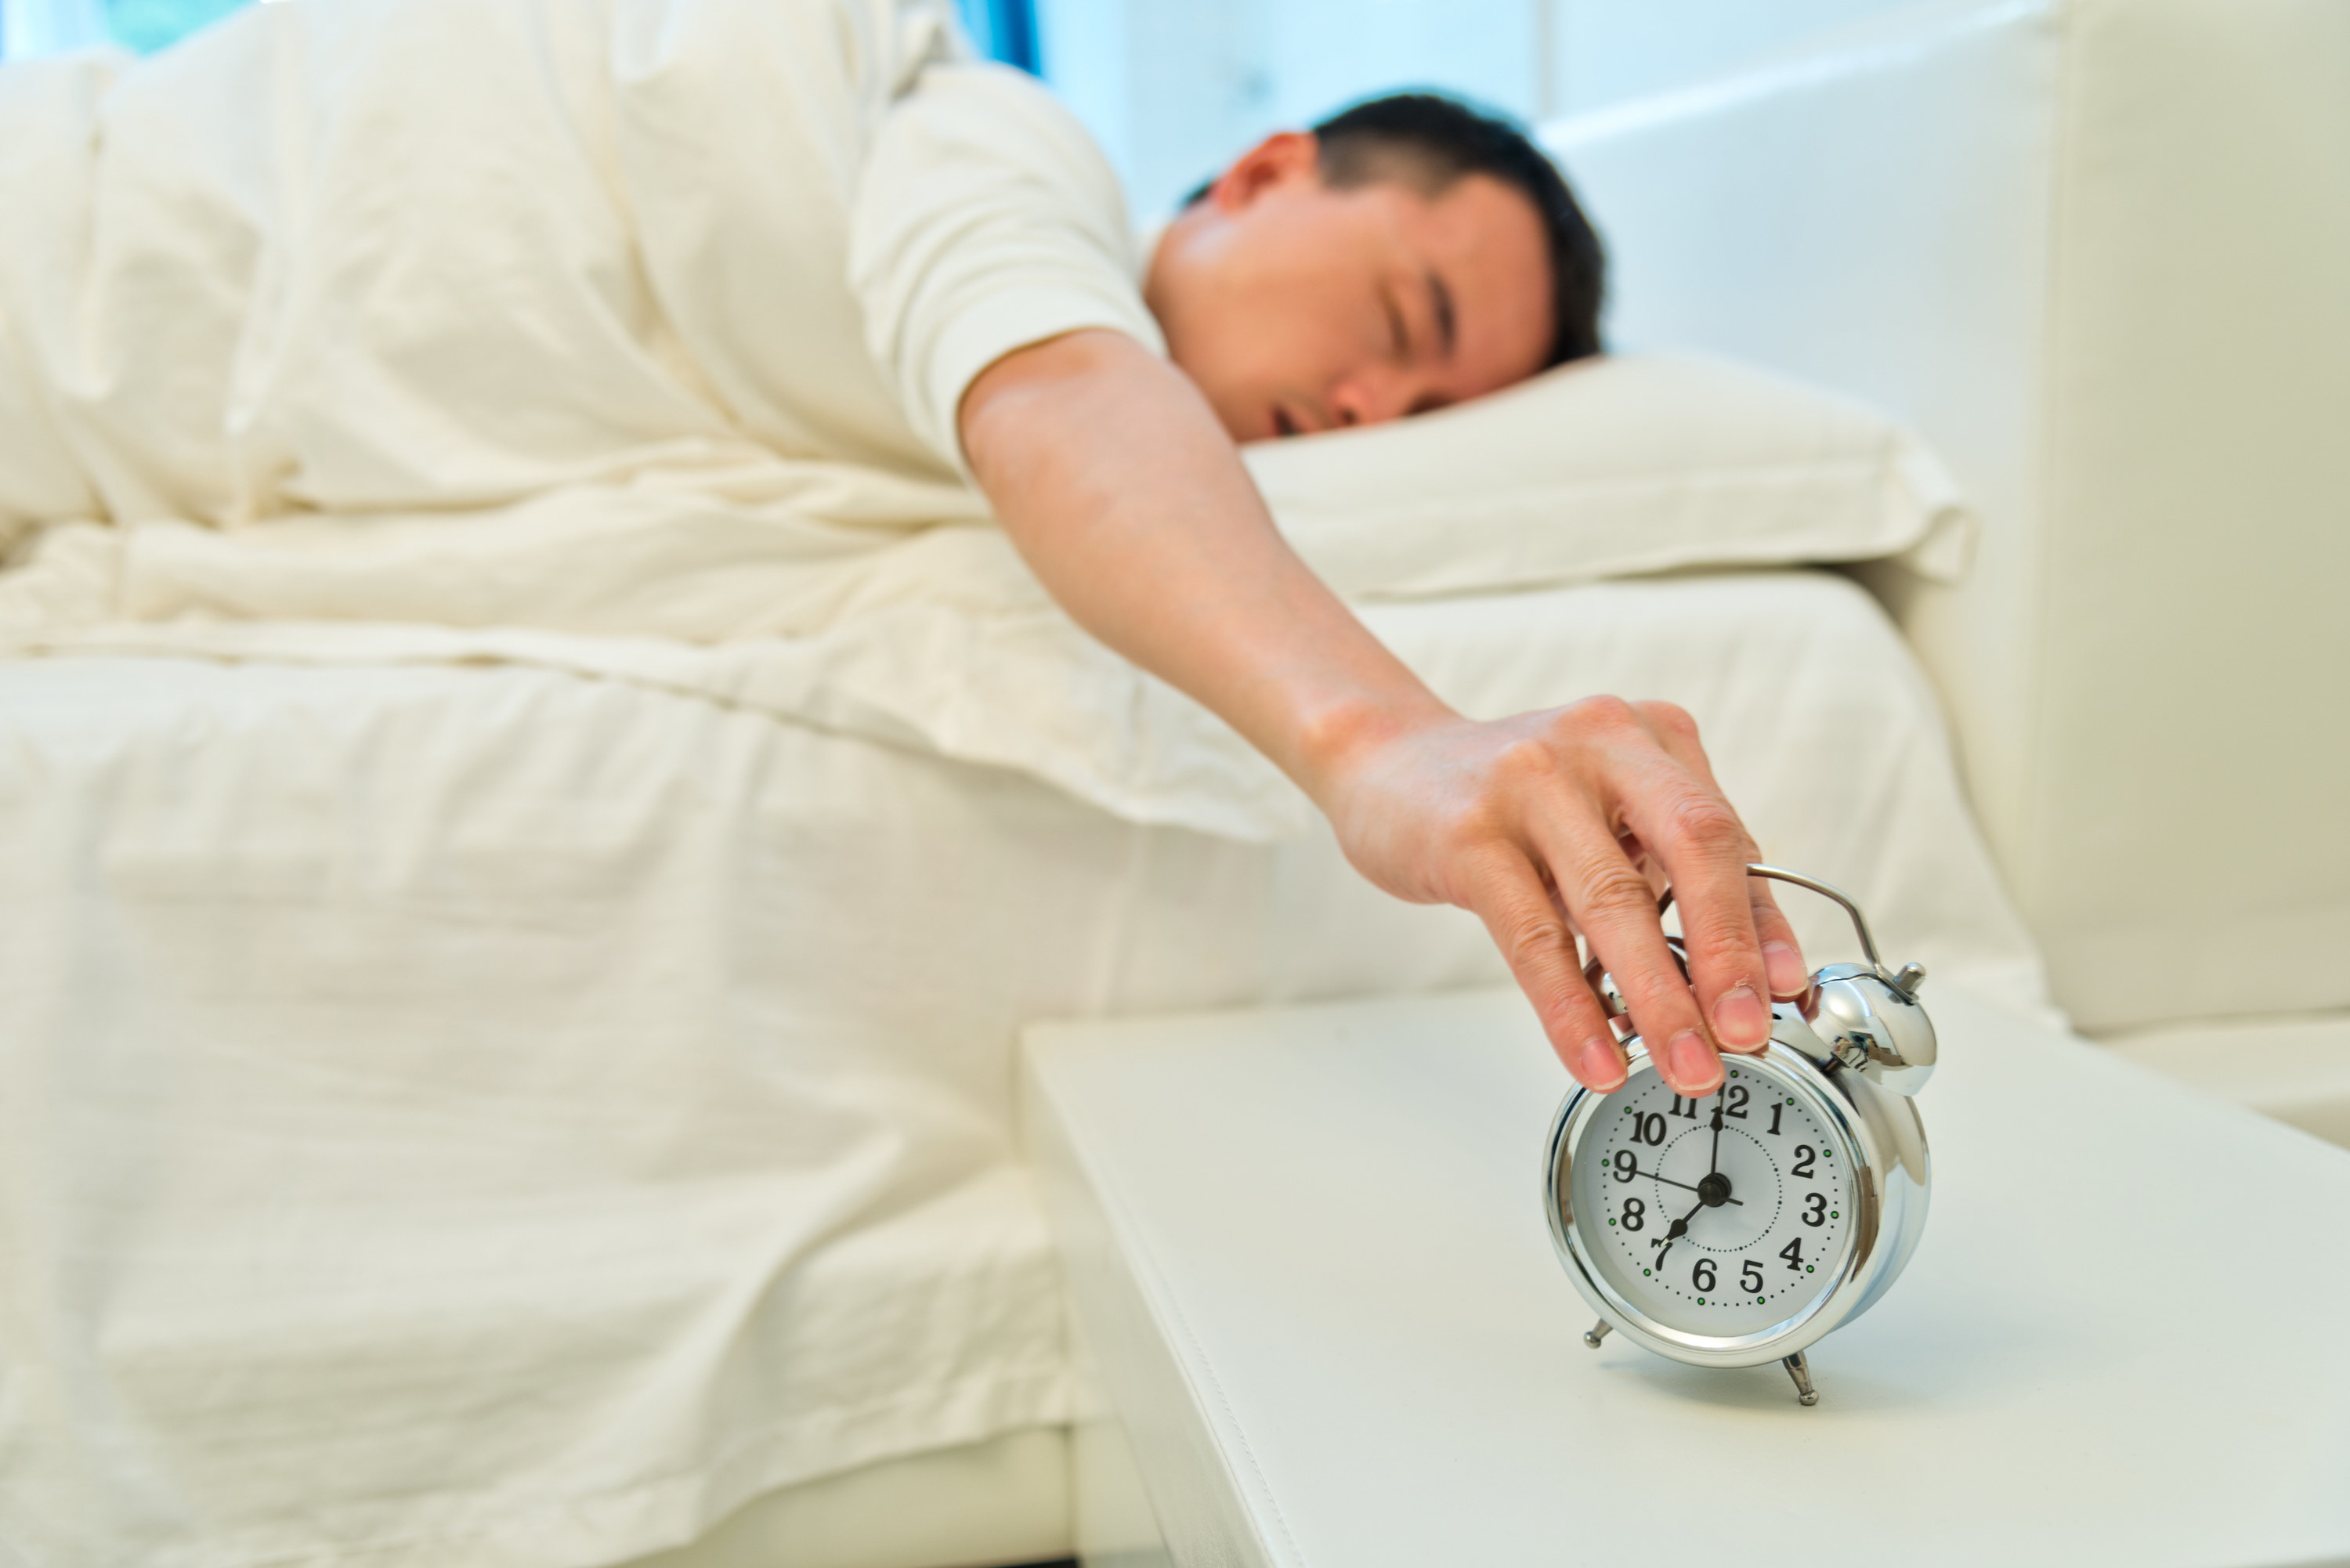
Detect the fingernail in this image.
<box><xmin>1578</xmin><ymin>1035</ymin><xmax>1626</xmax><ymax>1091</ymax></box>
<box><xmin>1764</xmin><ymin>941</ymin><xmax>1807</xmax><ymax>998</ymax></box>
<box><xmin>1666</xmin><ymin>1030</ymin><xmax>1720</xmax><ymax>1094</ymax></box>
<box><xmin>1713</xmin><ymin>983</ymin><xmax>1770</xmax><ymax>1050</ymax></box>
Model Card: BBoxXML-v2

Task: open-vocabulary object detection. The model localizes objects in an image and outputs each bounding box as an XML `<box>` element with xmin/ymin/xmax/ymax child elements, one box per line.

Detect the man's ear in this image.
<box><xmin>1205</xmin><ymin>131</ymin><xmax>1321</xmax><ymax>213</ymax></box>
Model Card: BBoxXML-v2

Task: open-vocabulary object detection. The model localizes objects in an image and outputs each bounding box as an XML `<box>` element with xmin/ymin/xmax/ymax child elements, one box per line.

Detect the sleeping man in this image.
<box><xmin>972</xmin><ymin>98</ymin><xmax>1814</xmax><ymax>1097</ymax></box>
<box><xmin>0</xmin><ymin>0</ymin><xmax>1810</xmax><ymax>1097</ymax></box>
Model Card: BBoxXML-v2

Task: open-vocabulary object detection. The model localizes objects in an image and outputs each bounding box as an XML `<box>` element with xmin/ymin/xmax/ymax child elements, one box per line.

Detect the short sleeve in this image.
<box><xmin>848</xmin><ymin>62</ymin><xmax>1167</xmax><ymax>476</ymax></box>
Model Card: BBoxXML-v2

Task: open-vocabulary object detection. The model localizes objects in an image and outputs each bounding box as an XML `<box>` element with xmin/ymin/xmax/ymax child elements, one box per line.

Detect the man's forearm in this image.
<box><xmin>958</xmin><ymin>327</ymin><xmax>1806</xmax><ymax>1102</ymax></box>
<box><xmin>958</xmin><ymin>328</ymin><xmax>1448</xmax><ymax>806</ymax></box>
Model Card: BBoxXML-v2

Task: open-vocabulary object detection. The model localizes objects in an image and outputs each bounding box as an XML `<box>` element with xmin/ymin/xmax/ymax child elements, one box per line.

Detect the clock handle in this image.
<box><xmin>1658</xmin><ymin>864</ymin><xmax>1902</xmax><ymax>989</ymax></box>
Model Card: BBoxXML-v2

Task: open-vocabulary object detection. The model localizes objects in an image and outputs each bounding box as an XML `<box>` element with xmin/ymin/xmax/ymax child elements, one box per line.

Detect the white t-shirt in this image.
<box><xmin>0</xmin><ymin>0</ymin><xmax>1165</xmax><ymax>526</ymax></box>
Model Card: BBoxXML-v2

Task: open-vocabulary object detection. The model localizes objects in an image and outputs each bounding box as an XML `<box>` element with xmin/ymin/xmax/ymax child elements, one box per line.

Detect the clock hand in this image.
<box><xmin>1648</xmin><ymin>1195</ymin><xmax>1707</xmax><ymax>1268</ymax></box>
<box><xmin>1623</xmin><ymin>1156</ymin><xmax>1744</xmax><ymax>1205</ymax></box>
<box><xmin>1709</xmin><ymin>1098</ymin><xmax>1724</xmax><ymax>1179</ymax></box>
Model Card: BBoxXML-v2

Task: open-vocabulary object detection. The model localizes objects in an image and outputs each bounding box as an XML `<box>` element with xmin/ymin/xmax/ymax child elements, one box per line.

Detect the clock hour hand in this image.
<box><xmin>1648</xmin><ymin>1196</ymin><xmax>1705</xmax><ymax>1266</ymax></box>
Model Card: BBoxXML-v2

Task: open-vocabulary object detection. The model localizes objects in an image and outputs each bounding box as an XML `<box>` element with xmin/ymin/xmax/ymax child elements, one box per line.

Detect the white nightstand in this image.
<box><xmin>1022</xmin><ymin>985</ymin><xmax>2350</xmax><ymax>1568</ymax></box>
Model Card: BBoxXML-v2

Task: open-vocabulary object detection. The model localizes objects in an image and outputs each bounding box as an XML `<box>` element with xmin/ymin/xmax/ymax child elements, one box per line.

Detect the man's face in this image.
<box><xmin>1144</xmin><ymin>132</ymin><xmax>1556</xmax><ymax>444</ymax></box>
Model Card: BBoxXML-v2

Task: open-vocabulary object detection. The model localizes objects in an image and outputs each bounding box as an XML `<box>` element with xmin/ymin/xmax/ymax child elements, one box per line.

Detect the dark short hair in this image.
<box><xmin>1190</xmin><ymin>92</ymin><xmax>1606</xmax><ymax>367</ymax></box>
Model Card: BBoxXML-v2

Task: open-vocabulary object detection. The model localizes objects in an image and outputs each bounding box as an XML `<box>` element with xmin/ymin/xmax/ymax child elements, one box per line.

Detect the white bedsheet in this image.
<box><xmin>0</xmin><ymin>570</ymin><xmax>2044</xmax><ymax>1568</ymax></box>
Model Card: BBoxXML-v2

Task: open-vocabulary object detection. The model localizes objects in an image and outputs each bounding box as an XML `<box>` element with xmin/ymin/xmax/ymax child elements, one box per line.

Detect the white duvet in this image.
<box><xmin>0</xmin><ymin>0</ymin><xmax>1306</xmax><ymax>839</ymax></box>
<box><xmin>0</xmin><ymin>6</ymin><xmax>2048</xmax><ymax>1567</ymax></box>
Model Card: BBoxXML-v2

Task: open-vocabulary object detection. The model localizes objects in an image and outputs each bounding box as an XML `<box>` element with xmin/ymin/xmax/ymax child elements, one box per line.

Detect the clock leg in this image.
<box><xmin>1582</xmin><ymin>1320</ymin><xmax>1611</xmax><ymax>1349</ymax></box>
<box><xmin>1781</xmin><ymin>1351</ymin><xmax>1820</xmax><ymax>1407</ymax></box>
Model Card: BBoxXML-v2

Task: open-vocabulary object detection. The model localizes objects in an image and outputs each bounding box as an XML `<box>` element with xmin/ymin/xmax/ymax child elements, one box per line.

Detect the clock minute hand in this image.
<box><xmin>1625</xmin><ymin>1156</ymin><xmax>1743</xmax><ymax>1205</ymax></box>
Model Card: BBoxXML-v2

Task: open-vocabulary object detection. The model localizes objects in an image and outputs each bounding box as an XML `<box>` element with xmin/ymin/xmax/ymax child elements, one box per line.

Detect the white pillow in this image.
<box><xmin>1242</xmin><ymin>352</ymin><xmax>1973</xmax><ymax>600</ymax></box>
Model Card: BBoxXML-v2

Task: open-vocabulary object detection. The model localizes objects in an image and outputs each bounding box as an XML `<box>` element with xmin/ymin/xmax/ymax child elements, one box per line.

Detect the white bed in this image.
<box><xmin>0</xmin><ymin>5</ymin><xmax>2055</xmax><ymax>1559</ymax></box>
<box><xmin>0</xmin><ymin>569</ymin><xmax>2042</xmax><ymax>1568</ymax></box>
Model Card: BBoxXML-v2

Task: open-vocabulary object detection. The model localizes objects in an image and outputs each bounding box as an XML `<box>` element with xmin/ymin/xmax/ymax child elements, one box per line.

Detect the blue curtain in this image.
<box><xmin>105</xmin><ymin>0</ymin><xmax>245</xmax><ymax>53</ymax></box>
<box><xmin>955</xmin><ymin>0</ymin><xmax>1037</xmax><ymax>74</ymax></box>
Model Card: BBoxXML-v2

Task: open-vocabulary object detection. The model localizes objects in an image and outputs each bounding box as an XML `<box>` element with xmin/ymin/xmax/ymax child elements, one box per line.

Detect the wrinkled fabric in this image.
<box><xmin>0</xmin><ymin>574</ymin><xmax>2049</xmax><ymax>1568</ymax></box>
<box><xmin>0</xmin><ymin>0</ymin><xmax>1292</xmax><ymax>839</ymax></box>
<box><xmin>0</xmin><ymin>0</ymin><xmax>1159</xmax><ymax>527</ymax></box>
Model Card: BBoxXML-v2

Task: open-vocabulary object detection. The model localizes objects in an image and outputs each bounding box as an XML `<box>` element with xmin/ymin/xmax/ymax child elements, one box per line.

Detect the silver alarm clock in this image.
<box><xmin>1543</xmin><ymin>865</ymin><xmax>1934</xmax><ymax>1406</ymax></box>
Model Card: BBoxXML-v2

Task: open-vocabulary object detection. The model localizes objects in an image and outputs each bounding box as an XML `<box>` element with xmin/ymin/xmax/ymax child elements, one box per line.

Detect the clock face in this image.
<box><xmin>1566</xmin><ymin>1057</ymin><xmax>1856</xmax><ymax>1339</ymax></box>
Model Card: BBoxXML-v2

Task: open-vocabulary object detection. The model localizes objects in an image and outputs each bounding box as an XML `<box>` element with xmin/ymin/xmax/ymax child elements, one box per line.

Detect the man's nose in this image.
<box><xmin>1327</xmin><ymin>365</ymin><xmax>1420</xmax><ymax>429</ymax></box>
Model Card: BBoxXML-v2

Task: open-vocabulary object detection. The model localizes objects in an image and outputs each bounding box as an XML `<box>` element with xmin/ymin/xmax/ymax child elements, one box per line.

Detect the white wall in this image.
<box><xmin>1039</xmin><ymin>0</ymin><xmax>1931</xmax><ymax>221</ymax></box>
<box><xmin>1547</xmin><ymin>0</ymin><xmax>1921</xmax><ymax>114</ymax></box>
<box><xmin>1038</xmin><ymin>0</ymin><xmax>1545</xmax><ymax>222</ymax></box>
<box><xmin>1252</xmin><ymin>0</ymin><xmax>1548</xmax><ymax>129</ymax></box>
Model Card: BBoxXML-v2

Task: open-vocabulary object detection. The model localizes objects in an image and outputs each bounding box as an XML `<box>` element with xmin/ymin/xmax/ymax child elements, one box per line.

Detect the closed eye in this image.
<box><xmin>1426</xmin><ymin>269</ymin><xmax>1458</xmax><ymax>360</ymax></box>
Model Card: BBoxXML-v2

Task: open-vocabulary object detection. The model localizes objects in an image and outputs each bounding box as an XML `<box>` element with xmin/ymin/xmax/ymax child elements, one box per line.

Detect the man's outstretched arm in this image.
<box><xmin>961</xmin><ymin>328</ymin><xmax>1809</xmax><ymax>1096</ymax></box>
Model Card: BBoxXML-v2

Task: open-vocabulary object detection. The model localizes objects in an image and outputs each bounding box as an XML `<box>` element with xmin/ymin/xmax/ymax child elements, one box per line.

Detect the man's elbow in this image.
<box><xmin>957</xmin><ymin>328</ymin><xmax>1154</xmax><ymax>485</ymax></box>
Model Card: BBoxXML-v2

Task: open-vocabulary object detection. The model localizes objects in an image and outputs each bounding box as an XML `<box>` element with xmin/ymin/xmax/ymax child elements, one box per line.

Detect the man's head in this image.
<box><xmin>1144</xmin><ymin>92</ymin><xmax>1604</xmax><ymax>444</ymax></box>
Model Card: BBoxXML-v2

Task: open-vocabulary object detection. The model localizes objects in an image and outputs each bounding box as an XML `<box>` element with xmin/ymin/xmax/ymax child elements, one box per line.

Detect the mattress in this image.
<box><xmin>0</xmin><ymin>569</ymin><xmax>2044</xmax><ymax>1568</ymax></box>
<box><xmin>622</xmin><ymin>1428</ymin><xmax>1072</xmax><ymax>1568</ymax></box>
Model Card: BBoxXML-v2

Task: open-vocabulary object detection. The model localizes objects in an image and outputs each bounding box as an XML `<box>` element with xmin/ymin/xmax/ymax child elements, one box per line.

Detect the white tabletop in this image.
<box><xmin>1023</xmin><ymin>985</ymin><xmax>2350</xmax><ymax>1568</ymax></box>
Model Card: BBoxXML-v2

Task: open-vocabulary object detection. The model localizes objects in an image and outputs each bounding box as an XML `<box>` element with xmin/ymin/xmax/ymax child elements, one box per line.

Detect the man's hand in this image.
<box><xmin>1309</xmin><ymin>701</ymin><xmax>1808</xmax><ymax>1093</ymax></box>
<box><xmin>960</xmin><ymin>329</ymin><xmax>1806</xmax><ymax>1097</ymax></box>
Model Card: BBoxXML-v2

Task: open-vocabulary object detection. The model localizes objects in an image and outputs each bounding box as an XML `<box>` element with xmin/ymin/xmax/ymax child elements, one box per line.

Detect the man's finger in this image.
<box><xmin>1746</xmin><ymin>876</ymin><xmax>1810</xmax><ymax>1001</ymax></box>
<box><xmin>1459</xmin><ymin>846</ymin><xmax>1628</xmax><ymax>1092</ymax></box>
<box><xmin>1632</xmin><ymin>700</ymin><xmax>1806</xmax><ymax>999</ymax></box>
<box><xmin>1613</xmin><ymin>704</ymin><xmax>1777</xmax><ymax>1058</ymax></box>
<box><xmin>1524</xmin><ymin>798</ymin><xmax>1724</xmax><ymax>1099</ymax></box>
